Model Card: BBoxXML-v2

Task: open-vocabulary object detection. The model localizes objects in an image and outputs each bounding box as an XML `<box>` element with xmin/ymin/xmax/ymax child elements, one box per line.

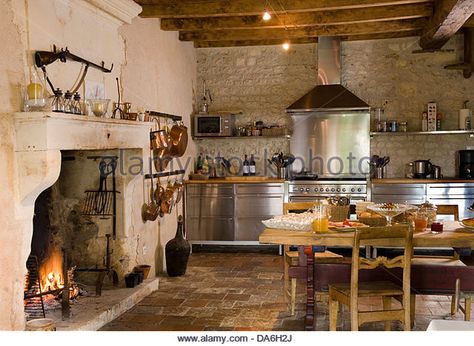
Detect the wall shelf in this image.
<box><xmin>193</xmin><ymin>135</ymin><xmax>291</xmax><ymax>140</ymax></box>
<box><xmin>370</xmin><ymin>130</ymin><xmax>474</xmax><ymax>137</ymax></box>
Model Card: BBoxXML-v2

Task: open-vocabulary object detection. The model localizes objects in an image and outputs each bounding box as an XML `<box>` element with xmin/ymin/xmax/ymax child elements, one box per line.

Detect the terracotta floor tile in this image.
<box><xmin>100</xmin><ymin>252</ymin><xmax>471</xmax><ymax>331</ymax></box>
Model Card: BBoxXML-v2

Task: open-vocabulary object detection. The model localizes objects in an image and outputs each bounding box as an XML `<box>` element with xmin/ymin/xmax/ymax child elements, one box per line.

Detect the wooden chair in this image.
<box><xmin>328</xmin><ymin>225</ymin><xmax>413</xmax><ymax>331</ymax></box>
<box><xmin>283</xmin><ymin>202</ymin><xmax>343</xmax><ymax>315</ymax></box>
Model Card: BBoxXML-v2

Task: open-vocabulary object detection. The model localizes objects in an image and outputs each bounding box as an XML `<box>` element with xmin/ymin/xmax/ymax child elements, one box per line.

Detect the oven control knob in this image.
<box><xmin>342</xmin><ymin>188</ymin><xmax>346</xmax><ymax>192</ymax></box>
<box><xmin>357</xmin><ymin>188</ymin><xmax>362</xmax><ymax>192</ymax></box>
<box><xmin>320</xmin><ymin>188</ymin><xmax>324</xmax><ymax>192</ymax></box>
<box><xmin>331</xmin><ymin>188</ymin><xmax>335</xmax><ymax>192</ymax></box>
<box><xmin>300</xmin><ymin>188</ymin><xmax>304</xmax><ymax>192</ymax></box>
<box><xmin>314</xmin><ymin>188</ymin><xmax>319</xmax><ymax>192</ymax></box>
<box><xmin>336</xmin><ymin>188</ymin><xmax>340</xmax><ymax>192</ymax></box>
<box><xmin>351</xmin><ymin>188</ymin><xmax>356</xmax><ymax>192</ymax></box>
<box><xmin>306</xmin><ymin>188</ymin><xmax>310</xmax><ymax>192</ymax></box>
<box><xmin>326</xmin><ymin>188</ymin><xmax>329</xmax><ymax>192</ymax></box>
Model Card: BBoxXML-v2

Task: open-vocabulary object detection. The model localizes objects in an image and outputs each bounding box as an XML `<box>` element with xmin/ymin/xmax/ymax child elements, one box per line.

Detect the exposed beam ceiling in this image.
<box><xmin>179</xmin><ymin>18</ymin><xmax>427</xmax><ymax>41</ymax></box>
<box><xmin>419</xmin><ymin>0</ymin><xmax>474</xmax><ymax>49</ymax></box>
<box><xmin>138</xmin><ymin>0</ymin><xmax>432</xmax><ymax>18</ymax></box>
<box><xmin>161</xmin><ymin>3</ymin><xmax>432</xmax><ymax>31</ymax></box>
<box><xmin>134</xmin><ymin>0</ymin><xmax>473</xmax><ymax>48</ymax></box>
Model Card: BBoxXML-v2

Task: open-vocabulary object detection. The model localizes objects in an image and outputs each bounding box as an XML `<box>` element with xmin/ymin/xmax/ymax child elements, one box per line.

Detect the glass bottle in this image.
<box><xmin>72</xmin><ymin>92</ymin><xmax>82</xmax><ymax>115</ymax></box>
<box><xmin>26</xmin><ymin>67</ymin><xmax>47</xmax><ymax>110</ymax></box>
<box><xmin>243</xmin><ymin>155</ymin><xmax>249</xmax><ymax>176</ymax></box>
<box><xmin>196</xmin><ymin>154</ymin><xmax>203</xmax><ymax>173</ymax></box>
<box><xmin>249</xmin><ymin>154</ymin><xmax>256</xmax><ymax>176</ymax></box>
<box><xmin>202</xmin><ymin>155</ymin><xmax>209</xmax><ymax>174</ymax></box>
<box><xmin>63</xmin><ymin>90</ymin><xmax>73</xmax><ymax>113</ymax></box>
<box><xmin>51</xmin><ymin>88</ymin><xmax>64</xmax><ymax>112</ymax></box>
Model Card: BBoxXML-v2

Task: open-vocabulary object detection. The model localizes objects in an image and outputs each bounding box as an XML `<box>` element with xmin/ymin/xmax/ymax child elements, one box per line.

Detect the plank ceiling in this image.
<box><xmin>134</xmin><ymin>0</ymin><xmax>474</xmax><ymax>50</ymax></box>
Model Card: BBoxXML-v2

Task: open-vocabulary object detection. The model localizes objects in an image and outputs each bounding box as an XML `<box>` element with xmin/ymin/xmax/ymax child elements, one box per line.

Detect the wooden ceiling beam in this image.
<box><xmin>464</xmin><ymin>14</ymin><xmax>474</xmax><ymax>27</ymax></box>
<box><xmin>161</xmin><ymin>3</ymin><xmax>432</xmax><ymax>31</ymax></box>
<box><xmin>341</xmin><ymin>29</ymin><xmax>422</xmax><ymax>41</ymax></box>
<box><xmin>138</xmin><ymin>0</ymin><xmax>433</xmax><ymax>19</ymax></box>
<box><xmin>194</xmin><ymin>30</ymin><xmax>422</xmax><ymax>47</ymax></box>
<box><xmin>195</xmin><ymin>37</ymin><xmax>318</xmax><ymax>48</ymax></box>
<box><xmin>419</xmin><ymin>0</ymin><xmax>474</xmax><ymax>49</ymax></box>
<box><xmin>179</xmin><ymin>18</ymin><xmax>427</xmax><ymax>42</ymax></box>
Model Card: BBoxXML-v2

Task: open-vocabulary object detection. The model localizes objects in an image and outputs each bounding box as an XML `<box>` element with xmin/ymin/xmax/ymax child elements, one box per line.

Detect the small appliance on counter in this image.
<box><xmin>413</xmin><ymin>159</ymin><xmax>433</xmax><ymax>179</ymax></box>
<box><xmin>459</xmin><ymin>150</ymin><xmax>474</xmax><ymax>178</ymax></box>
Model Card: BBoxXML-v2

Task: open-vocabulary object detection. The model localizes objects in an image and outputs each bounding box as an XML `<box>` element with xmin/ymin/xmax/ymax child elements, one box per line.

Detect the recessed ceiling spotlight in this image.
<box><xmin>262</xmin><ymin>11</ymin><xmax>271</xmax><ymax>21</ymax></box>
<box><xmin>282</xmin><ymin>41</ymin><xmax>290</xmax><ymax>51</ymax></box>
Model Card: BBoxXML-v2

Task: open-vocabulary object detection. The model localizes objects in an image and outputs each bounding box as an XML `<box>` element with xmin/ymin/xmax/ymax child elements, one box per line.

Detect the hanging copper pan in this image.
<box><xmin>169</xmin><ymin>121</ymin><xmax>188</xmax><ymax>157</ymax></box>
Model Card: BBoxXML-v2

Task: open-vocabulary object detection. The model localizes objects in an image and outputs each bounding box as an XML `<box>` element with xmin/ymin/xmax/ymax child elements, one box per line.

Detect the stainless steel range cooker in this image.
<box><xmin>286</xmin><ymin>178</ymin><xmax>368</xmax><ymax>204</ymax></box>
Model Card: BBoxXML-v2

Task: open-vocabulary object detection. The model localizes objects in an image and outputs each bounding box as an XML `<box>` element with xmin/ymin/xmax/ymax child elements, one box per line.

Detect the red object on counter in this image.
<box><xmin>431</xmin><ymin>222</ymin><xmax>443</xmax><ymax>233</ymax></box>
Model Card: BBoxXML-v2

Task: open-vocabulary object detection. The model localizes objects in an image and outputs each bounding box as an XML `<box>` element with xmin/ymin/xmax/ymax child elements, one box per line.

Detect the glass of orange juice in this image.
<box><xmin>414</xmin><ymin>212</ymin><xmax>428</xmax><ymax>232</ymax></box>
<box><xmin>312</xmin><ymin>203</ymin><xmax>330</xmax><ymax>233</ymax></box>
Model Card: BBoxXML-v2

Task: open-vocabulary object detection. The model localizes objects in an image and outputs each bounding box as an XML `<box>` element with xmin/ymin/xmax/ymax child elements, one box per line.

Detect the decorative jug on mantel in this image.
<box><xmin>165</xmin><ymin>215</ymin><xmax>190</xmax><ymax>277</ymax></box>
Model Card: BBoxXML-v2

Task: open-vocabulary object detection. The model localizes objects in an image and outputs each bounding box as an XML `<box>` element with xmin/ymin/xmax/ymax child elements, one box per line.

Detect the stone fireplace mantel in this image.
<box><xmin>14</xmin><ymin>112</ymin><xmax>151</xmax><ymax>212</ymax></box>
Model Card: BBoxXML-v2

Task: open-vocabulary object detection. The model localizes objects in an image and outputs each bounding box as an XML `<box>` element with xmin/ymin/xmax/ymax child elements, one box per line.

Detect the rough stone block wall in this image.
<box><xmin>197</xmin><ymin>36</ymin><xmax>474</xmax><ymax>177</ymax></box>
<box><xmin>196</xmin><ymin>44</ymin><xmax>317</xmax><ymax>173</ymax></box>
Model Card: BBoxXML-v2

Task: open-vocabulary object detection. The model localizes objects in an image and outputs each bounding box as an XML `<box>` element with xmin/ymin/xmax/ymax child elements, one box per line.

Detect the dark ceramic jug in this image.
<box><xmin>165</xmin><ymin>215</ymin><xmax>190</xmax><ymax>276</ymax></box>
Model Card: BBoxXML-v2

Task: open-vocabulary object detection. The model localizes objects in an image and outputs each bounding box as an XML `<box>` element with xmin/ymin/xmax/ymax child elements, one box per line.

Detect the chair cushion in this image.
<box><xmin>314</xmin><ymin>263</ymin><xmax>474</xmax><ymax>294</ymax></box>
<box><xmin>330</xmin><ymin>281</ymin><xmax>404</xmax><ymax>297</ymax></box>
<box><xmin>411</xmin><ymin>258</ymin><xmax>466</xmax><ymax>266</ymax></box>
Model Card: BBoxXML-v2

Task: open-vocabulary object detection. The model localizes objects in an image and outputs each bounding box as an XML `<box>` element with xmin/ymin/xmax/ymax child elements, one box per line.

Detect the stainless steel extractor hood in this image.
<box><xmin>287</xmin><ymin>37</ymin><xmax>370</xmax><ymax>178</ymax></box>
<box><xmin>286</xmin><ymin>37</ymin><xmax>369</xmax><ymax>113</ymax></box>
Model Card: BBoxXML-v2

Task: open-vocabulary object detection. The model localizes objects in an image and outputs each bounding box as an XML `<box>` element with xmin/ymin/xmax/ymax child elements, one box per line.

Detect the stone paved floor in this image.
<box><xmin>100</xmin><ymin>252</ymin><xmax>473</xmax><ymax>331</ymax></box>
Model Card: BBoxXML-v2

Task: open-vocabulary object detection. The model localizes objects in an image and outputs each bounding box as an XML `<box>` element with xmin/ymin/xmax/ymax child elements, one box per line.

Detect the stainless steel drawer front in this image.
<box><xmin>235</xmin><ymin>195</ymin><xmax>284</xmax><ymax>217</ymax></box>
<box><xmin>236</xmin><ymin>183</ymin><xmax>284</xmax><ymax>195</ymax></box>
<box><xmin>234</xmin><ymin>218</ymin><xmax>267</xmax><ymax>241</ymax></box>
<box><xmin>186</xmin><ymin>184</ymin><xmax>234</xmax><ymax>196</ymax></box>
<box><xmin>186</xmin><ymin>217</ymin><xmax>234</xmax><ymax>241</ymax></box>
<box><xmin>186</xmin><ymin>196</ymin><xmax>234</xmax><ymax>217</ymax></box>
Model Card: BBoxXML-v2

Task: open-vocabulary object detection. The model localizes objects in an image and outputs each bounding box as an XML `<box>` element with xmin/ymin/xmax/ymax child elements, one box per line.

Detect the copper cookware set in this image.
<box><xmin>143</xmin><ymin>118</ymin><xmax>187</xmax><ymax>222</ymax></box>
<box><xmin>150</xmin><ymin>118</ymin><xmax>188</xmax><ymax>172</ymax></box>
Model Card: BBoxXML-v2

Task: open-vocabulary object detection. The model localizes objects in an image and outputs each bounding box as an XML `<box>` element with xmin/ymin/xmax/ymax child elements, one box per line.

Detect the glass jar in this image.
<box><xmin>63</xmin><ymin>90</ymin><xmax>73</xmax><ymax>113</ymax></box>
<box><xmin>399</xmin><ymin>121</ymin><xmax>408</xmax><ymax>132</ymax></box>
<box><xmin>51</xmin><ymin>88</ymin><xmax>64</xmax><ymax>112</ymax></box>
<box><xmin>72</xmin><ymin>92</ymin><xmax>82</xmax><ymax>115</ymax></box>
<box><xmin>418</xmin><ymin>202</ymin><xmax>437</xmax><ymax>226</ymax></box>
<box><xmin>311</xmin><ymin>203</ymin><xmax>330</xmax><ymax>233</ymax></box>
<box><xmin>26</xmin><ymin>68</ymin><xmax>47</xmax><ymax>111</ymax></box>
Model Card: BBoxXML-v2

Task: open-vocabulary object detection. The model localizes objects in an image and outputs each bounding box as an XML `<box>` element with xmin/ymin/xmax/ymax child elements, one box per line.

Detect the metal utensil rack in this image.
<box><xmin>147</xmin><ymin>110</ymin><xmax>182</xmax><ymax>122</ymax></box>
<box><xmin>146</xmin><ymin>111</ymin><xmax>185</xmax><ymax>180</ymax></box>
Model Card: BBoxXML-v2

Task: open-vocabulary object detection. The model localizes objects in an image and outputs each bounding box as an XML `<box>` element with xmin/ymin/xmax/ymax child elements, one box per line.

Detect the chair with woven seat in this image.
<box><xmin>283</xmin><ymin>202</ymin><xmax>344</xmax><ymax>315</ymax></box>
<box><xmin>328</xmin><ymin>224</ymin><xmax>413</xmax><ymax>331</ymax></box>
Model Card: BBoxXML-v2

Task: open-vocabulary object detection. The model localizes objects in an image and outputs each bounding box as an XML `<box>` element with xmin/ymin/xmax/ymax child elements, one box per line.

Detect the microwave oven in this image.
<box><xmin>192</xmin><ymin>113</ymin><xmax>236</xmax><ymax>137</ymax></box>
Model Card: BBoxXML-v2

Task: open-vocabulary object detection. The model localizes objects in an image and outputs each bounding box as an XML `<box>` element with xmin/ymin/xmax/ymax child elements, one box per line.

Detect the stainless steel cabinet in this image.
<box><xmin>185</xmin><ymin>183</ymin><xmax>284</xmax><ymax>243</ymax></box>
<box><xmin>186</xmin><ymin>184</ymin><xmax>234</xmax><ymax>241</ymax></box>
<box><xmin>427</xmin><ymin>183</ymin><xmax>474</xmax><ymax>220</ymax></box>
<box><xmin>371</xmin><ymin>182</ymin><xmax>474</xmax><ymax>219</ymax></box>
<box><xmin>371</xmin><ymin>183</ymin><xmax>426</xmax><ymax>204</ymax></box>
<box><xmin>234</xmin><ymin>184</ymin><xmax>284</xmax><ymax>241</ymax></box>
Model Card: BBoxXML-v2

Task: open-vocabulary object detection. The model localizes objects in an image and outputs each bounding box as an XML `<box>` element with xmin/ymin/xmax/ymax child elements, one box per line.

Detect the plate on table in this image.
<box><xmin>460</xmin><ymin>219</ymin><xmax>474</xmax><ymax>230</ymax></box>
<box><xmin>329</xmin><ymin>220</ymin><xmax>368</xmax><ymax>232</ymax></box>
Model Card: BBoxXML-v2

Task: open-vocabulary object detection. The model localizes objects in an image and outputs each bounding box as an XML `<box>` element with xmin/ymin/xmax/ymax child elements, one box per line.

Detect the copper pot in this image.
<box><xmin>142</xmin><ymin>162</ymin><xmax>159</xmax><ymax>222</ymax></box>
<box><xmin>169</xmin><ymin>122</ymin><xmax>188</xmax><ymax>157</ymax></box>
<box><xmin>160</xmin><ymin>182</ymin><xmax>175</xmax><ymax>214</ymax></box>
<box><xmin>150</xmin><ymin>119</ymin><xmax>171</xmax><ymax>163</ymax></box>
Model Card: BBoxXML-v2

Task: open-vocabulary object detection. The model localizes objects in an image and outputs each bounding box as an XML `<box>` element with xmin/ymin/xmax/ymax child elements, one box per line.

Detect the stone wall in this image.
<box><xmin>195</xmin><ymin>44</ymin><xmax>317</xmax><ymax>173</ymax></box>
<box><xmin>196</xmin><ymin>36</ymin><xmax>474</xmax><ymax>177</ymax></box>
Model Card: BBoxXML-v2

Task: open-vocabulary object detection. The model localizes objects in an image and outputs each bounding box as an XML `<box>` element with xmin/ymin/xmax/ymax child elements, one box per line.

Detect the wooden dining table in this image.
<box><xmin>259</xmin><ymin>221</ymin><xmax>474</xmax><ymax>330</ymax></box>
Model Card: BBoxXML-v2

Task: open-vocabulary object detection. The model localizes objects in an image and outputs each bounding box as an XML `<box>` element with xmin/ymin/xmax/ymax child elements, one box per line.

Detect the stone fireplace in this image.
<box><xmin>14</xmin><ymin>111</ymin><xmax>156</xmax><ymax>327</ymax></box>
